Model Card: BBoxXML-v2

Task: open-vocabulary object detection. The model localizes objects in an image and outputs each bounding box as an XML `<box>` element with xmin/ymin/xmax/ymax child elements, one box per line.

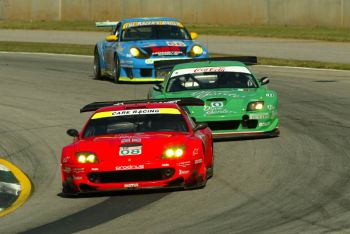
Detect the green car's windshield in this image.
<box><xmin>83</xmin><ymin>114</ymin><xmax>189</xmax><ymax>138</ymax></box>
<box><xmin>166</xmin><ymin>72</ymin><xmax>258</xmax><ymax>92</ymax></box>
<box><xmin>121</xmin><ymin>25</ymin><xmax>190</xmax><ymax>41</ymax></box>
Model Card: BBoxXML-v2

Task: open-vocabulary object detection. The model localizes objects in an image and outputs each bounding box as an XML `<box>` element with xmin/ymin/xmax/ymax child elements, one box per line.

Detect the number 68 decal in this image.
<box><xmin>119</xmin><ymin>146</ymin><xmax>142</xmax><ymax>156</ymax></box>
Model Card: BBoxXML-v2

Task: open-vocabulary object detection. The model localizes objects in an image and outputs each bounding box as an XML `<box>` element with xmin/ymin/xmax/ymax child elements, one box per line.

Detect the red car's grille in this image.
<box><xmin>87</xmin><ymin>168</ymin><xmax>175</xmax><ymax>183</ymax></box>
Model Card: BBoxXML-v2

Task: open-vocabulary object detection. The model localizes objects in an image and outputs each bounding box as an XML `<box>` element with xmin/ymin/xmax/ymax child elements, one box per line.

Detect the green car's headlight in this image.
<box><xmin>163</xmin><ymin>147</ymin><xmax>184</xmax><ymax>159</ymax></box>
<box><xmin>76</xmin><ymin>152</ymin><xmax>98</xmax><ymax>163</ymax></box>
<box><xmin>247</xmin><ymin>101</ymin><xmax>264</xmax><ymax>111</ymax></box>
<box><xmin>188</xmin><ymin>45</ymin><xmax>203</xmax><ymax>57</ymax></box>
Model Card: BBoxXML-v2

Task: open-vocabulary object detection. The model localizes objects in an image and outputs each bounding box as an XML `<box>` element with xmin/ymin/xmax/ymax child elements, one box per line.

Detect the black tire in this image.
<box><xmin>113</xmin><ymin>54</ymin><xmax>121</xmax><ymax>83</ymax></box>
<box><xmin>93</xmin><ymin>49</ymin><xmax>102</xmax><ymax>80</ymax></box>
<box><xmin>61</xmin><ymin>182</ymin><xmax>78</xmax><ymax>197</ymax></box>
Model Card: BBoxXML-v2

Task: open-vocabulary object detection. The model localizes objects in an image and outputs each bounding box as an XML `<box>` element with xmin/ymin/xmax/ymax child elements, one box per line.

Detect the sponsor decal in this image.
<box><xmin>91</xmin><ymin>168</ymin><xmax>99</xmax><ymax>171</ymax></box>
<box><xmin>193</xmin><ymin>67</ymin><xmax>226</xmax><ymax>73</ymax></box>
<box><xmin>179</xmin><ymin>170</ymin><xmax>190</xmax><ymax>175</ymax></box>
<box><xmin>92</xmin><ymin>108</ymin><xmax>180</xmax><ymax>119</ymax></box>
<box><xmin>121</xmin><ymin>137</ymin><xmax>142</xmax><ymax>143</ymax></box>
<box><xmin>192</xmin><ymin>90</ymin><xmax>239</xmax><ymax>99</ymax></box>
<box><xmin>211</xmin><ymin>101</ymin><xmax>224</xmax><ymax>108</ymax></box>
<box><xmin>116</xmin><ymin>165</ymin><xmax>144</xmax><ymax>170</ymax></box>
<box><xmin>151</xmin><ymin>46</ymin><xmax>183</xmax><ymax>56</ymax></box>
<box><xmin>167</xmin><ymin>41</ymin><xmax>186</xmax><ymax>46</ymax></box>
<box><xmin>72</xmin><ymin>176</ymin><xmax>82</xmax><ymax>180</ymax></box>
<box><xmin>259</xmin><ymin>122</ymin><xmax>271</xmax><ymax>127</ymax></box>
<box><xmin>161</xmin><ymin>163</ymin><xmax>170</xmax><ymax>167</ymax></box>
<box><xmin>249</xmin><ymin>113</ymin><xmax>269</xmax><ymax>120</ymax></box>
<box><xmin>62</xmin><ymin>156</ymin><xmax>70</xmax><ymax>163</ymax></box>
<box><xmin>63</xmin><ymin>166</ymin><xmax>71</xmax><ymax>173</ymax></box>
<box><xmin>178</xmin><ymin>161</ymin><xmax>191</xmax><ymax>167</ymax></box>
<box><xmin>171</xmin><ymin>66</ymin><xmax>251</xmax><ymax>77</ymax></box>
<box><xmin>73</xmin><ymin>168</ymin><xmax>85</xmax><ymax>172</ymax></box>
<box><xmin>203</xmin><ymin>105</ymin><xmax>234</xmax><ymax>115</ymax></box>
<box><xmin>194</xmin><ymin>158</ymin><xmax>203</xmax><ymax>164</ymax></box>
<box><xmin>119</xmin><ymin>146</ymin><xmax>142</xmax><ymax>156</ymax></box>
<box><xmin>266</xmin><ymin>93</ymin><xmax>274</xmax><ymax>97</ymax></box>
<box><xmin>145</xmin><ymin>57</ymin><xmax>187</xmax><ymax>65</ymax></box>
<box><xmin>124</xmin><ymin>183</ymin><xmax>139</xmax><ymax>188</ymax></box>
<box><xmin>192</xmin><ymin>148</ymin><xmax>199</xmax><ymax>156</ymax></box>
<box><xmin>123</xmin><ymin>21</ymin><xmax>183</xmax><ymax>29</ymax></box>
<box><xmin>267</xmin><ymin>104</ymin><xmax>275</xmax><ymax>110</ymax></box>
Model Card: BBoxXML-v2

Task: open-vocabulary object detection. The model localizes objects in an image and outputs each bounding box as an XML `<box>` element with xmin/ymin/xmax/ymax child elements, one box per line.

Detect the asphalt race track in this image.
<box><xmin>1</xmin><ymin>52</ymin><xmax>350</xmax><ymax>234</ymax></box>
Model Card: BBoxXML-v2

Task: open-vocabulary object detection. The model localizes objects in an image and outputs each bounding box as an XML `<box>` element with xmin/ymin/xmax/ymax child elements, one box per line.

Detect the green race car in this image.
<box><xmin>148</xmin><ymin>58</ymin><xmax>279</xmax><ymax>139</ymax></box>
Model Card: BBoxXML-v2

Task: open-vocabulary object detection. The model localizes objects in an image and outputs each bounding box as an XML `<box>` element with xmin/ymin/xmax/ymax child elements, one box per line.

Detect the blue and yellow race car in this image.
<box><xmin>93</xmin><ymin>17</ymin><xmax>209</xmax><ymax>83</ymax></box>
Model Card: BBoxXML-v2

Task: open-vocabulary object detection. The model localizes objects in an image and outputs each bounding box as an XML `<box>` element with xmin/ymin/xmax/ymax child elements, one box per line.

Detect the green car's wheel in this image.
<box><xmin>113</xmin><ymin>54</ymin><xmax>121</xmax><ymax>83</ymax></box>
<box><xmin>93</xmin><ymin>49</ymin><xmax>102</xmax><ymax>80</ymax></box>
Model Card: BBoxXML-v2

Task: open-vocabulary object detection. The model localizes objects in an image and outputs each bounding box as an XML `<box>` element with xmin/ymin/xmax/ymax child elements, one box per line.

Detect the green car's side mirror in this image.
<box><xmin>259</xmin><ymin>77</ymin><xmax>270</xmax><ymax>85</ymax></box>
<box><xmin>153</xmin><ymin>84</ymin><xmax>163</xmax><ymax>92</ymax></box>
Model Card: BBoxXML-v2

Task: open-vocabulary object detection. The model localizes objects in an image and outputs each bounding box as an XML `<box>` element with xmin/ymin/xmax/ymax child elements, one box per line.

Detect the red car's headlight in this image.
<box><xmin>75</xmin><ymin>152</ymin><xmax>98</xmax><ymax>163</ymax></box>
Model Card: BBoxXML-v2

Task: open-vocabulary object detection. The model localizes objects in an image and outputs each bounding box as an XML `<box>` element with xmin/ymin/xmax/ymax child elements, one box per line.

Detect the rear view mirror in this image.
<box><xmin>105</xmin><ymin>35</ymin><xmax>117</xmax><ymax>42</ymax></box>
<box><xmin>190</xmin><ymin>32</ymin><xmax>198</xmax><ymax>40</ymax></box>
<box><xmin>259</xmin><ymin>77</ymin><xmax>269</xmax><ymax>85</ymax></box>
<box><xmin>66</xmin><ymin>129</ymin><xmax>79</xmax><ymax>137</ymax></box>
<box><xmin>193</xmin><ymin>123</ymin><xmax>208</xmax><ymax>132</ymax></box>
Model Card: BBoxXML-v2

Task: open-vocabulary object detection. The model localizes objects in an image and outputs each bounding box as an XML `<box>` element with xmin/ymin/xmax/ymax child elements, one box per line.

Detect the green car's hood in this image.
<box><xmin>163</xmin><ymin>88</ymin><xmax>267</xmax><ymax>116</ymax></box>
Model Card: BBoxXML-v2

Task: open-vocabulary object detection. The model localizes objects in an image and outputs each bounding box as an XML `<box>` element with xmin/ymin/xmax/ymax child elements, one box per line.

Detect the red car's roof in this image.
<box><xmin>94</xmin><ymin>102</ymin><xmax>181</xmax><ymax>113</ymax></box>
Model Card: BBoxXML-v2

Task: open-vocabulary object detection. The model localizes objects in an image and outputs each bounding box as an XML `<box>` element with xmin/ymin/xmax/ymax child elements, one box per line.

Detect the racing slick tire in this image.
<box><xmin>113</xmin><ymin>54</ymin><xmax>121</xmax><ymax>83</ymax></box>
<box><xmin>93</xmin><ymin>48</ymin><xmax>102</xmax><ymax>80</ymax></box>
<box><xmin>61</xmin><ymin>182</ymin><xmax>78</xmax><ymax>197</ymax></box>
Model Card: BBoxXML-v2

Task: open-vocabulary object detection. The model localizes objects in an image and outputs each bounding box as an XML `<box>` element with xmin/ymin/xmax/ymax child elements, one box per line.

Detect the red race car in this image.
<box><xmin>60</xmin><ymin>98</ymin><xmax>213</xmax><ymax>195</ymax></box>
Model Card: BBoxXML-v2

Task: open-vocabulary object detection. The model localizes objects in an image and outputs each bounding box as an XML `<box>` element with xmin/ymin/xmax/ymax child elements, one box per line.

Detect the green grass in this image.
<box><xmin>187</xmin><ymin>24</ymin><xmax>350</xmax><ymax>42</ymax></box>
<box><xmin>1</xmin><ymin>20</ymin><xmax>350</xmax><ymax>42</ymax></box>
<box><xmin>1</xmin><ymin>41</ymin><xmax>350</xmax><ymax>71</ymax></box>
<box><xmin>0</xmin><ymin>41</ymin><xmax>93</xmax><ymax>55</ymax></box>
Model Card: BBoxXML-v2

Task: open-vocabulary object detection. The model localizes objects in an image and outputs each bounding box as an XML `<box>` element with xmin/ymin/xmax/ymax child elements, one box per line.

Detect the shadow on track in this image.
<box><xmin>21</xmin><ymin>190</ymin><xmax>171</xmax><ymax>234</ymax></box>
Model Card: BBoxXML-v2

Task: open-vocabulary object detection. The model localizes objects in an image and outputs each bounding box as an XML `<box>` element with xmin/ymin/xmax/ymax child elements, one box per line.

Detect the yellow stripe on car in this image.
<box><xmin>92</xmin><ymin>108</ymin><xmax>180</xmax><ymax>119</ymax></box>
<box><xmin>0</xmin><ymin>159</ymin><xmax>32</xmax><ymax>217</ymax></box>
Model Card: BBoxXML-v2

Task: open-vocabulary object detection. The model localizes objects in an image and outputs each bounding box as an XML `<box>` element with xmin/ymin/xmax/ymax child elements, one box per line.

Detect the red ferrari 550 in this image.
<box><xmin>60</xmin><ymin>98</ymin><xmax>213</xmax><ymax>195</ymax></box>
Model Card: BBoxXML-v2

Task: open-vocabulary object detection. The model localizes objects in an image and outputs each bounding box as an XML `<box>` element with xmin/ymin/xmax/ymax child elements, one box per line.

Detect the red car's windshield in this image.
<box><xmin>83</xmin><ymin>113</ymin><xmax>189</xmax><ymax>138</ymax></box>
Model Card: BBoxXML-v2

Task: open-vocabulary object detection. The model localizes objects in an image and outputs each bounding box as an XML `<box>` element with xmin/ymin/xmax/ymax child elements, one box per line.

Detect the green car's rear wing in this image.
<box><xmin>154</xmin><ymin>56</ymin><xmax>257</xmax><ymax>78</ymax></box>
<box><xmin>80</xmin><ymin>97</ymin><xmax>204</xmax><ymax>113</ymax></box>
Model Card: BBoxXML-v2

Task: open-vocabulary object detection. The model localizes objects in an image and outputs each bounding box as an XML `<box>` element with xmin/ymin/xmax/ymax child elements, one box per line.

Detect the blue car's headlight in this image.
<box><xmin>129</xmin><ymin>47</ymin><xmax>148</xmax><ymax>58</ymax></box>
<box><xmin>188</xmin><ymin>45</ymin><xmax>203</xmax><ymax>57</ymax></box>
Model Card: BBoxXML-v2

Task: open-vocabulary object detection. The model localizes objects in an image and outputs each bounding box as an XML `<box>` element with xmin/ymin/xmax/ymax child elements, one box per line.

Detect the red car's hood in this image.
<box><xmin>75</xmin><ymin>132</ymin><xmax>190</xmax><ymax>164</ymax></box>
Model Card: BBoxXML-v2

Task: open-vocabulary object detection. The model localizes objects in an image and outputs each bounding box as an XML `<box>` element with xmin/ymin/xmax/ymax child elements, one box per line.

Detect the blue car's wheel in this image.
<box><xmin>93</xmin><ymin>49</ymin><xmax>102</xmax><ymax>80</ymax></box>
<box><xmin>113</xmin><ymin>54</ymin><xmax>121</xmax><ymax>83</ymax></box>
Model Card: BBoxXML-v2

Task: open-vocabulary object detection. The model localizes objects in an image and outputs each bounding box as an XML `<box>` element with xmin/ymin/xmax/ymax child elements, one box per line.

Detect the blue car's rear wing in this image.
<box><xmin>154</xmin><ymin>56</ymin><xmax>258</xmax><ymax>78</ymax></box>
<box><xmin>80</xmin><ymin>97</ymin><xmax>204</xmax><ymax>113</ymax></box>
<box><xmin>95</xmin><ymin>21</ymin><xmax>119</xmax><ymax>27</ymax></box>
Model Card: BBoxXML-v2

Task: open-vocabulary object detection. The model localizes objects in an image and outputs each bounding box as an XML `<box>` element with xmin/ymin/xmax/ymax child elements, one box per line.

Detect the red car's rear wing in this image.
<box><xmin>154</xmin><ymin>56</ymin><xmax>258</xmax><ymax>78</ymax></box>
<box><xmin>80</xmin><ymin>97</ymin><xmax>204</xmax><ymax>113</ymax></box>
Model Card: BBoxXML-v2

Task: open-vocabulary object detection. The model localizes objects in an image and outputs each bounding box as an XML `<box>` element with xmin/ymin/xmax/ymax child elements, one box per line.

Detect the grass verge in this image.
<box><xmin>1</xmin><ymin>41</ymin><xmax>350</xmax><ymax>71</ymax></box>
<box><xmin>0</xmin><ymin>20</ymin><xmax>350</xmax><ymax>42</ymax></box>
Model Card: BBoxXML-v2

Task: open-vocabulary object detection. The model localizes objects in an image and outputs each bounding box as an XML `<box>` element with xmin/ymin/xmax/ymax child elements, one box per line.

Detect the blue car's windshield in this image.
<box><xmin>121</xmin><ymin>25</ymin><xmax>190</xmax><ymax>41</ymax></box>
